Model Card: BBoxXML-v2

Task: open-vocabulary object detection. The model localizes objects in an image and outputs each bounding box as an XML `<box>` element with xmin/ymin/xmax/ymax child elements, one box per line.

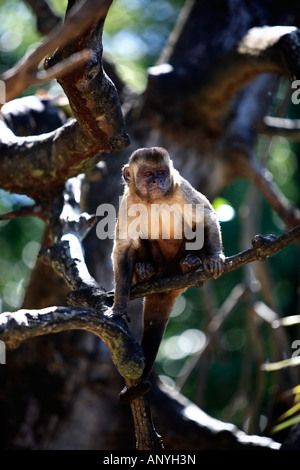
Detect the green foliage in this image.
<box><xmin>104</xmin><ymin>0</ymin><xmax>185</xmax><ymax>90</ymax></box>
<box><xmin>0</xmin><ymin>0</ymin><xmax>42</xmax><ymax>74</ymax></box>
<box><xmin>272</xmin><ymin>385</ymin><xmax>300</xmax><ymax>434</ymax></box>
<box><xmin>0</xmin><ymin>191</ymin><xmax>44</xmax><ymax>311</ymax></box>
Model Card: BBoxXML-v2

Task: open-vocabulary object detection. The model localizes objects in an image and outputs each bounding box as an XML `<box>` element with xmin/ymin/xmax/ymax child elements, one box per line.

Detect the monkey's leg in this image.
<box><xmin>112</xmin><ymin>247</ymin><xmax>135</xmax><ymax>320</ymax></box>
<box><xmin>141</xmin><ymin>292</ymin><xmax>178</xmax><ymax>380</ymax></box>
<box><xmin>119</xmin><ymin>290</ymin><xmax>183</xmax><ymax>404</ymax></box>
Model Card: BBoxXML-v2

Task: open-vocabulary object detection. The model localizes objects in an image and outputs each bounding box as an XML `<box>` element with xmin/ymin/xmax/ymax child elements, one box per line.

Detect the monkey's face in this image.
<box><xmin>135</xmin><ymin>165</ymin><xmax>172</xmax><ymax>201</ymax></box>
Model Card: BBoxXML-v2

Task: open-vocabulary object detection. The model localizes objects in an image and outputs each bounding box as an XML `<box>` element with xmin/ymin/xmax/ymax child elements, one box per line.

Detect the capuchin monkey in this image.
<box><xmin>111</xmin><ymin>147</ymin><xmax>225</xmax><ymax>402</ymax></box>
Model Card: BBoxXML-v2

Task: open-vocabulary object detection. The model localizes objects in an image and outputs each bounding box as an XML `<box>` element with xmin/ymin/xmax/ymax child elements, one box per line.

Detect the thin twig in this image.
<box><xmin>261</xmin><ymin>116</ymin><xmax>300</xmax><ymax>140</ymax></box>
<box><xmin>128</xmin><ymin>225</ymin><xmax>300</xmax><ymax>300</ymax></box>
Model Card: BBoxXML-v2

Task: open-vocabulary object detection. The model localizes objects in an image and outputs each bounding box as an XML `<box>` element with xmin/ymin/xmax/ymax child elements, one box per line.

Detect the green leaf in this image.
<box><xmin>272</xmin><ymin>415</ymin><xmax>300</xmax><ymax>434</ymax></box>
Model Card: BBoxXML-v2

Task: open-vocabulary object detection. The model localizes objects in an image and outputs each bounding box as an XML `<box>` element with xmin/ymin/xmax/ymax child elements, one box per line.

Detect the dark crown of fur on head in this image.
<box><xmin>129</xmin><ymin>147</ymin><xmax>170</xmax><ymax>166</ymax></box>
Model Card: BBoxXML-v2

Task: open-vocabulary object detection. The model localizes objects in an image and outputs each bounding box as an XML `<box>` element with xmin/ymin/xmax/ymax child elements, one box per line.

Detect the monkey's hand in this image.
<box><xmin>119</xmin><ymin>380</ymin><xmax>152</xmax><ymax>404</ymax></box>
<box><xmin>204</xmin><ymin>253</ymin><xmax>225</xmax><ymax>279</ymax></box>
<box><xmin>135</xmin><ymin>261</ymin><xmax>156</xmax><ymax>283</ymax></box>
<box><xmin>180</xmin><ymin>253</ymin><xmax>202</xmax><ymax>274</ymax></box>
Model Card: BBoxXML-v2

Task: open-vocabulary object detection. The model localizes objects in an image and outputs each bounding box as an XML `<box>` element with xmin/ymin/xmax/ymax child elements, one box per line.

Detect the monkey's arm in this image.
<box><xmin>111</xmin><ymin>241</ymin><xmax>135</xmax><ymax>319</ymax></box>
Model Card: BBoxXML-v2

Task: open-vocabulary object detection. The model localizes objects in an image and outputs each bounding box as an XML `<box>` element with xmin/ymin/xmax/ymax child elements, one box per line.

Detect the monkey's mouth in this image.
<box><xmin>148</xmin><ymin>186</ymin><xmax>166</xmax><ymax>198</ymax></box>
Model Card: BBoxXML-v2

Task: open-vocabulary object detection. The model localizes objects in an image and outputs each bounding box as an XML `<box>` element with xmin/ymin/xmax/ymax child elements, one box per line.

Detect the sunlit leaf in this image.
<box><xmin>261</xmin><ymin>356</ymin><xmax>300</xmax><ymax>371</ymax></box>
<box><xmin>272</xmin><ymin>415</ymin><xmax>300</xmax><ymax>434</ymax></box>
<box><xmin>278</xmin><ymin>401</ymin><xmax>300</xmax><ymax>422</ymax></box>
<box><xmin>274</xmin><ymin>314</ymin><xmax>300</xmax><ymax>327</ymax></box>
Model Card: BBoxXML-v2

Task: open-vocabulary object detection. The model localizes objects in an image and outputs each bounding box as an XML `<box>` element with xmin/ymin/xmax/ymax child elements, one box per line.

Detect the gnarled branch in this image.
<box><xmin>2</xmin><ymin>0</ymin><xmax>113</xmax><ymax>102</ymax></box>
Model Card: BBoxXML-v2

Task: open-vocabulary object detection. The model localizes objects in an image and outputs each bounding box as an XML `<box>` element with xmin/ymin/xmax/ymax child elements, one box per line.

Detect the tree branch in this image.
<box><xmin>0</xmin><ymin>305</ymin><xmax>144</xmax><ymax>383</ymax></box>
<box><xmin>1</xmin><ymin>225</ymin><xmax>299</xmax><ymax>363</ymax></box>
<box><xmin>130</xmin><ymin>397</ymin><xmax>164</xmax><ymax>450</ymax></box>
<box><xmin>2</xmin><ymin>0</ymin><xmax>113</xmax><ymax>102</ymax></box>
<box><xmin>261</xmin><ymin>116</ymin><xmax>300</xmax><ymax>140</ymax></box>
<box><xmin>0</xmin><ymin>0</ymin><xmax>129</xmax><ymax>200</ymax></box>
<box><xmin>0</xmin><ymin>215</ymin><xmax>298</xmax><ymax>450</ymax></box>
<box><xmin>129</xmin><ymin>225</ymin><xmax>300</xmax><ymax>299</ymax></box>
<box><xmin>146</xmin><ymin>26</ymin><xmax>300</xmax><ymax>135</ymax></box>
<box><xmin>193</xmin><ymin>26</ymin><xmax>300</xmax><ymax>133</ymax></box>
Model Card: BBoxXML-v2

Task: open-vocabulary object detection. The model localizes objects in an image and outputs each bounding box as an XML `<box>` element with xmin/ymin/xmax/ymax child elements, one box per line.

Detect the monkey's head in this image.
<box><xmin>123</xmin><ymin>147</ymin><xmax>174</xmax><ymax>201</ymax></box>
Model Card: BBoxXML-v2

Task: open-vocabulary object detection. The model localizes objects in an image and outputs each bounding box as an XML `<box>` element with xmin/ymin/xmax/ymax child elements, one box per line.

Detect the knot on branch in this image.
<box><xmin>251</xmin><ymin>233</ymin><xmax>277</xmax><ymax>260</ymax></box>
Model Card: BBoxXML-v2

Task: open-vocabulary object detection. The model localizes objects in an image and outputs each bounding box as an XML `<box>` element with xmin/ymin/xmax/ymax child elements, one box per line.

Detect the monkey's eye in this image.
<box><xmin>144</xmin><ymin>171</ymin><xmax>153</xmax><ymax>177</ymax></box>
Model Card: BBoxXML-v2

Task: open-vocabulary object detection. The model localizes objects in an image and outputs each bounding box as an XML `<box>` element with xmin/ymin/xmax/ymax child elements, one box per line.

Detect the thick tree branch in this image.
<box><xmin>196</xmin><ymin>26</ymin><xmax>300</xmax><ymax>131</ymax></box>
<box><xmin>130</xmin><ymin>397</ymin><xmax>164</xmax><ymax>450</ymax></box>
<box><xmin>218</xmin><ymin>72</ymin><xmax>300</xmax><ymax>229</ymax></box>
<box><xmin>0</xmin><ymin>119</ymin><xmax>106</xmax><ymax>199</ymax></box>
<box><xmin>0</xmin><ymin>0</ymin><xmax>129</xmax><ymax>200</ymax></box>
<box><xmin>145</xmin><ymin>25</ymin><xmax>300</xmax><ymax>136</ymax></box>
<box><xmin>151</xmin><ymin>383</ymin><xmax>280</xmax><ymax>450</ymax></box>
<box><xmin>0</xmin><ymin>306</ymin><xmax>144</xmax><ymax>383</ymax></box>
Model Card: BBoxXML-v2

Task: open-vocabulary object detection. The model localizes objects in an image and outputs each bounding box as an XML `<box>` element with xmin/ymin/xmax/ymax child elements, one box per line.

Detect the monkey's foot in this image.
<box><xmin>180</xmin><ymin>253</ymin><xmax>202</xmax><ymax>274</ymax></box>
<box><xmin>119</xmin><ymin>380</ymin><xmax>152</xmax><ymax>404</ymax></box>
<box><xmin>135</xmin><ymin>261</ymin><xmax>155</xmax><ymax>282</ymax></box>
<box><xmin>108</xmin><ymin>307</ymin><xmax>131</xmax><ymax>323</ymax></box>
<box><xmin>204</xmin><ymin>253</ymin><xmax>225</xmax><ymax>279</ymax></box>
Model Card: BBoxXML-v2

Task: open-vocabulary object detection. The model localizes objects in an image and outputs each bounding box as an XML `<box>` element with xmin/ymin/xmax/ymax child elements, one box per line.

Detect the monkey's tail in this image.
<box><xmin>141</xmin><ymin>289</ymin><xmax>184</xmax><ymax>380</ymax></box>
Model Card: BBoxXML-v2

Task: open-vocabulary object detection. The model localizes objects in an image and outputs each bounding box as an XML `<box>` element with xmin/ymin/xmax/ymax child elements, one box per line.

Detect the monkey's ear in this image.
<box><xmin>123</xmin><ymin>164</ymin><xmax>131</xmax><ymax>183</ymax></box>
